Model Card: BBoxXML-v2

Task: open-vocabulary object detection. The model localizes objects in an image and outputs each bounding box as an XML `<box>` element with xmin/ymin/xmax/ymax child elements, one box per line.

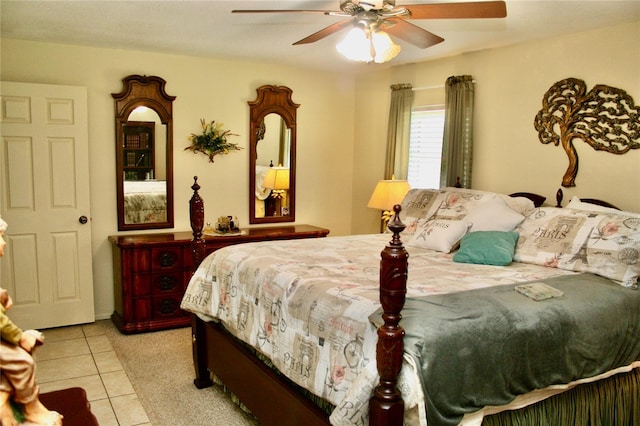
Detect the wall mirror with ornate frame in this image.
<box><xmin>113</xmin><ymin>75</ymin><xmax>175</xmax><ymax>231</ymax></box>
<box><xmin>249</xmin><ymin>85</ymin><xmax>299</xmax><ymax>224</ymax></box>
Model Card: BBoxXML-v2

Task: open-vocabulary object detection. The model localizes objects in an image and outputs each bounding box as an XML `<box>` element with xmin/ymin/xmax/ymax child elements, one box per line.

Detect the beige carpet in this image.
<box><xmin>102</xmin><ymin>320</ymin><xmax>258</xmax><ymax>426</ymax></box>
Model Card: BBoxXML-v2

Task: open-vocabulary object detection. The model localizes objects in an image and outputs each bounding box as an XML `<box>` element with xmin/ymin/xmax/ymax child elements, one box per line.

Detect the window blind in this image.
<box><xmin>408</xmin><ymin>106</ymin><xmax>445</xmax><ymax>189</ymax></box>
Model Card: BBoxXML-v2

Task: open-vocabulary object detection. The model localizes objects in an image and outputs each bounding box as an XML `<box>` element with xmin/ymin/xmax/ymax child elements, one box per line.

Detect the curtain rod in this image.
<box><xmin>412</xmin><ymin>80</ymin><xmax>477</xmax><ymax>91</ymax></box>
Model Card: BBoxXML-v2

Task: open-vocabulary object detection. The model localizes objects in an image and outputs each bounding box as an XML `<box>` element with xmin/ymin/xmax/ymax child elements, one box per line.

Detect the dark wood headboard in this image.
<box><xmin>509</xmin><ymin>192</ymin><xmax>546</xmax><ymax>207</ymax></box>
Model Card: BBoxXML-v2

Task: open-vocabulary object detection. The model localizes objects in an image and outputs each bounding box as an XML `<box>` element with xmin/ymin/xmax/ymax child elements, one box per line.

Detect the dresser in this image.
<box><xmin>109</xmin><ymin>224</ymin><xmax>330</xmax><ymax>334</ymax></box>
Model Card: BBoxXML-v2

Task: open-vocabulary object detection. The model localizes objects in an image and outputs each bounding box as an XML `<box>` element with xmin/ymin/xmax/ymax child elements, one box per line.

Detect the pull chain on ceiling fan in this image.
<box><xmin>232</xmin><ymin>1</ymin><xmax>507</xmax><ymax>63</ymax></box>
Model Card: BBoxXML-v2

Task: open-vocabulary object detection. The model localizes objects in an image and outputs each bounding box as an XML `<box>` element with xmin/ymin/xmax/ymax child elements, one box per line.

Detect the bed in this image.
<box><xmin>181</xmin><ymin>180</ymin><xmax>640</xmax><ymax>426</ymax></box>
<box><xmin>123</xmin><ymin>180</ymin><xmax>167</xmax><ymax>224</ymax></box>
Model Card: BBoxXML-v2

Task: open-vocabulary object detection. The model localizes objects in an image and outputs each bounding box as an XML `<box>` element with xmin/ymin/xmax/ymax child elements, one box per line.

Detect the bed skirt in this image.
<box><xmin>209</xmin><ymin>326</ymin><xmax>639</xmax><ymax>426</ymax></box>
<box><xmin>482</xmin><ymin>366</ymin><xmax>640</xmax><ymax>425</ymax></box>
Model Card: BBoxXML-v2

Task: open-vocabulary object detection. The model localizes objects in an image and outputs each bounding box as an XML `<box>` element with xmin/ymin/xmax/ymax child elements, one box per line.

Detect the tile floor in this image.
<box><xmin>34</xmin><ymin>321</ymin><xmax>150</xmax><ymax>426</ymax></box>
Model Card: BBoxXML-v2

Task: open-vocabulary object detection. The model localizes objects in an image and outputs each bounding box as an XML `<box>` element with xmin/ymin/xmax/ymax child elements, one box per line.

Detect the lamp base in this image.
<box><xmin>378</xmin><ymin>210</ymin><xmax>393</xmax><ymax>233</ymax></box>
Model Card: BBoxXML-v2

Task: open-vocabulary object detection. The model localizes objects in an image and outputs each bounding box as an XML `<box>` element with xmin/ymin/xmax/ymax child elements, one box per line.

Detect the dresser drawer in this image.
<box><xmin>151</xmin><ymin>247</ymin><xmax>183</xmax><ymax>271</ymax></box>
<box><xmin>152</xmin><ymin>294</ymin><xmax>184</xmax><ymax>320</ymax></box>
<box><xmin>151</xmin><ymin>271</ymin><xmax>183</xmax><ymax>294</ymax></box>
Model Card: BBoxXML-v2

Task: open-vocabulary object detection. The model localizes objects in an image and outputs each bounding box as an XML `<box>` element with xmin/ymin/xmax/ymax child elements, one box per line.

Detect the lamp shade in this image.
<box><xmin>336</xmin><ymin>27</ymin><xmax>372</xmax><ymax>62</ymax></box>
<box><xmin>370</xmin><ymin>30</ymin><xmax>401</xmax><ymax>63</ymax></box>
<box><xmin>262</xmin><ymin>167</ymin><xmax>290</xmax><ymax>190</ymax></box>
<box><xmin>367</xmin><ymin>179</ymin><xmax>410</xmax><ymax>211</ymax></box>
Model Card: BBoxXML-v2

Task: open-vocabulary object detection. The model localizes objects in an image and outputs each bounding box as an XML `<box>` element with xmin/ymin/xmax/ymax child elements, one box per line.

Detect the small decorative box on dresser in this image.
<box><xmin>109</xmin><ymin>224</ymin><xmax>330</xmax><ymax>334</ymax></box>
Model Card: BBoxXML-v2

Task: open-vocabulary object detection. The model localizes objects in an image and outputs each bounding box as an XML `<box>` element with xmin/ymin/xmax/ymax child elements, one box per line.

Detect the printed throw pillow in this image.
<box><xmin>514</xmin><ymin>207</ymin><xmax>640</xmax><ymax>288</ymax></box>
<box><xmin>514</xmin><ymin>207</ymin><xmax>591</xmax><ymax>266</ymax></box>
<box><xmin>453</xmin><ymin>231</ymin><xmax>520</xmax><ymax>266</ymax></box>
<box><xmin>462</xmin><ymin>196</ymin><xmax>525</xmax><ymax>232</ymax></box>
<box><xmin>398</xmin><ymin>189</ymin><xmax>443</xmax><ymax>235</ymax></box>
<box><xmin>430</xmin><ymin>189</ymin><xmax>497</xmax><ymax>221</ymax></box>
<box><xmin>573</xmin><ymin>212</ymin><xmax>640</xmax><ymax>288</ymax></box>
<box><xmin>407</xmin><ymin>219</ymin><xmax>470</xmax><ymax>253</ymax></box>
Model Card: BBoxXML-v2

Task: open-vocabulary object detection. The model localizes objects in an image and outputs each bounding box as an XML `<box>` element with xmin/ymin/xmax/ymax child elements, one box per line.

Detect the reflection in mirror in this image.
<box><xmin>249</xmin><ymin>85</ymin><xmax>298</xmax><ymax>224</ymax></box>
<box><xmin>122</xmin><ymin>108</ymin><xmax>167</xmax><ymax>224</ymax></box>
<box><xmin>255</xmin><ymin>114</ymin><xmax>291</xmax><ymax>218</ymax></box>
<box><xmin>113</xmin><ymin>75</ymin><xmax>175</xmax><ymax>231</ymax></box>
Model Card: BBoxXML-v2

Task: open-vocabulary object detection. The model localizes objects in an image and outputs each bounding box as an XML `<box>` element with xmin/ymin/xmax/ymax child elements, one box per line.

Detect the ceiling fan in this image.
<box><xmin>232</xmin><ymin>1</ymin><xmax>507</xmax><ymax>50</ymax></box>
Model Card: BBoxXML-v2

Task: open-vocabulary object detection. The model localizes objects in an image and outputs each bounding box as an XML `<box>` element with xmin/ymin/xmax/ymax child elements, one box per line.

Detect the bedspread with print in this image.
<box><xmin>123</xmin><ymin>192</ymin><xmax>166</xmax><ymax>223</ymax></box>
<box><xmin>123</xmin><ymin>180</ymin><xmax>167</xmax><ymax>224</ymax></box>
<box><xmin>183</xmin><ymin>235</ymin><xmax>385</xmax><ymax>410</ymax></box>
<box><xmin>369</xmin><ymin>273</ymin><xmax>640</xmax><ymax>426</ymax></box>
<box><xmin>182</xmin><ymin>234</ymin><xmax>587</xmax><ymax>425</ymax></box>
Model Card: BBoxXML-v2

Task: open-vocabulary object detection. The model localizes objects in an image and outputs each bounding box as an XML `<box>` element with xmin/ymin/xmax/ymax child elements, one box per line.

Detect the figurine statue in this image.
<box><xmin>0</xmin><ymin>218</ymin><xmax>63</xmax><ymax>426</ymax></box>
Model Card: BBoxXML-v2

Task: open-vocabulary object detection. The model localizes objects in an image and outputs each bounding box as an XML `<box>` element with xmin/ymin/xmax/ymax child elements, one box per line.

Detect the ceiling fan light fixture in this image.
<box><xmin>371</xmin><ymin>29</ymin><xmax>400</xmax><ymax>63</ymax></box>
<box><xmin>336</xmin><ymin>26</ymin><xmax>400</xmax><ymax>63</ymax></box>
<box><xmin>336</xmin><ymin>27</ymin><xmax>373</xmax><ymax>62</ymax></box>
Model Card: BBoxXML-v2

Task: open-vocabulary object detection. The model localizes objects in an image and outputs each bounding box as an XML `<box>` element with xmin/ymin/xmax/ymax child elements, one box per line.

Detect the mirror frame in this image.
<box><xmin>112</xmin><ymin>75</ymin><xmax>175</xmax><ymax>231</ymax></box>
<box><xmin>249</xmin><ymin>85</ymin><xmax>299</xmax><ymax>224</ymax></box>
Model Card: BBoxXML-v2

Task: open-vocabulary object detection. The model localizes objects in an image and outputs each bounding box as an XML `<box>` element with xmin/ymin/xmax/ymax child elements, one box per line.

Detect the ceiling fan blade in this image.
<box><xmin>385</xmin><ymin>18</ymin><xmax>444</xmax><ymax>49</ymax></box>
<box><xmin>404</xmin><ymin>1</ymin><xmax>507</xmax><ymax>19</ymax></box>
<box><xmin>293</xmin><ymin>19</ymin><xmax>354</xmax><ymax>45</ymax></box>
<box><xmin>231</xmin><ymin>9</ymin><xmax>336</xmax><ymax>14</ymax></box>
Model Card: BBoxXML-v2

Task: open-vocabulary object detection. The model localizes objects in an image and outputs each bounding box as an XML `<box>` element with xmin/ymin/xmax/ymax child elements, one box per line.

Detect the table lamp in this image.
<box><xmin>367</xmin><ymin>179</ymin><xmax>410</xmax><ymax>231</ymax></box>
<box><xmin>262</xmin><ymin>167</ymin><xmax>290</xmax><ymax>216</ymax></box>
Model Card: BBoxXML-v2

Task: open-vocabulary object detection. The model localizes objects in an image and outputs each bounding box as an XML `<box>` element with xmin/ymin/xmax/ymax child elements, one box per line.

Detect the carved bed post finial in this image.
<box><xmin>556</xmin><ymin>188</ymin><xmax>564</xmax><ymax>208</ymax></box>
<box><xmin>369</xmin><ymin>204</ymin><xmax>407</xmax><ymax>426</ymax></box>
<box><xmin>190</xmin><ymin>176</ymin><xmax>206</xmax><ymax>269</ymax></box>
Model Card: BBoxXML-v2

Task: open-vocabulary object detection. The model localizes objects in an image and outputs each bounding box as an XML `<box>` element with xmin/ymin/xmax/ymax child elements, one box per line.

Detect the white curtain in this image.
<box><xmin>384</xmin><ymin>84</ymin><xmax>414</xmax><ymax>179</ymax></box>
<box><xmin>441</xmin><ymin>75</ymin><xmax>474</xmax><ymax>188</ymax></box>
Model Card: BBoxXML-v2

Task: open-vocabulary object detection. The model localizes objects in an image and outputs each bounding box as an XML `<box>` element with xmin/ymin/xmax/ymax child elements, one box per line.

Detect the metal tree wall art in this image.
<box><xmin>534</xmin><ymin>78</ymin><xmax>640</xmax><ymax>187</ymax></box>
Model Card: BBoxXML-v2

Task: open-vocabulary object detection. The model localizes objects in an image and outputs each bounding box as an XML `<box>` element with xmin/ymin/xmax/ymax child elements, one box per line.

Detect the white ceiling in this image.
<box><xmin>2</xmin><ymin>1</ymin><xmax>639</xmax><ymax>74</ymax></box>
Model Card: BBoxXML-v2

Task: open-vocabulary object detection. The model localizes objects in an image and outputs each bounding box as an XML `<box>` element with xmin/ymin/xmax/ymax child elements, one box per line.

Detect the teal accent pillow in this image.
<box><xmin>453</xmin><ymin>231</ymin><xmax>520</xmax><ymax>266</ymax></box>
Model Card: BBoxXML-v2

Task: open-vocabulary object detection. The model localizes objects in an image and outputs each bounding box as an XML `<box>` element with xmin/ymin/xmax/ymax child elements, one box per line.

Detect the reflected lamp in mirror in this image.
<box><xmin>262</xmin><ymin>167</ymin><xmax>290</xmax><ymax>216</ymax></box>
<box><xmin>367</xmin><ymin>179</ymin><xmax>411</xmax><ymax>230</ymax></box>
<box><xmin>248</xmin><ymin>85</ymin><xmax>298</xmax><ymax>224</ymax></box>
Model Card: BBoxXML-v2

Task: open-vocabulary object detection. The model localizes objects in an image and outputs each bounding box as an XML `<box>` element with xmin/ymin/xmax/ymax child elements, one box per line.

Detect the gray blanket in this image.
<box><xmin>369</xmin><ymin>273</ymin><xmax>640</xmax><ymax>426</ymax></box>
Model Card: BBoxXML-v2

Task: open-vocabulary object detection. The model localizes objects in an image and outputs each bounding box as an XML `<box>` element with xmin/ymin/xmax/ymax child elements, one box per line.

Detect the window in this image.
<box><xmin>407</xmin><ymin>105</ymin><xmax>445</xmax><ymax>189</ymax></box>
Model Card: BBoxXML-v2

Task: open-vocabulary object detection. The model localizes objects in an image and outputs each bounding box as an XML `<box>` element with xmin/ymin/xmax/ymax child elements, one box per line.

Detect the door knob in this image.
<box><xmin>78</xmin><ymin>216</ymin><xmax>88</xmax><ymax>224</ymax></box>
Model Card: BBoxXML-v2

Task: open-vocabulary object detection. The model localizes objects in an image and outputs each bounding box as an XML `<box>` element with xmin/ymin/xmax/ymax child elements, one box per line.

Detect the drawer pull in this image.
<box><xmin>159</xmin><ymin>251</ymin><xmax>176</xmax><ymax>267</ymax></box>
<box><xmin>160</xmin><ymin>299</ymin><xmax>178</xmax><ymax>314</ymax></box>
<box><xmin>159</xmin><ymin>276</ymin><xmax>176</xmax><ymax>291</ymax></box>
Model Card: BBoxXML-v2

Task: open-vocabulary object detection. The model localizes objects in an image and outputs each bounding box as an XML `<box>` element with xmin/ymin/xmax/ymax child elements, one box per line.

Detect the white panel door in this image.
<box><xmin>0</xmin><ymin>81</ymin><xmax>94</xmax><ymax>329</ymax></box>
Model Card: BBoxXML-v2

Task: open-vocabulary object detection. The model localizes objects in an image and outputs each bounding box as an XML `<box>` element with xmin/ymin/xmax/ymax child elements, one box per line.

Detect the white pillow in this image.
<box><xmin>407</xmin><ymin>219</ymin><xmax>470</xmax><ymax>253</ymax></box>
<box><xmin>463</xmin><ymin>196</ymin><xmax>525</xmax><ymax>232</ymax></box>
<box><xmin>565</xmin><ymin>195</ymin><xmax>640</xmax><ymax>217</ymax></box>
<box><xmin>499</xmin><ymin>194</ymin><xmax>536</xmax><ymax>216</ymax></box>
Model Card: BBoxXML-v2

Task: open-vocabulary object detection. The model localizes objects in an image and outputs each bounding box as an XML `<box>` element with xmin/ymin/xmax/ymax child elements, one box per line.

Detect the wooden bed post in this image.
<box><xmin>189</xmin><ymin>176</ymin><xmax>213</xmax><ymax>389</ymax></box>
<box><xmin>369</xmin><ymin>204</ymin><xmax>407</xmax><ymax>426</ymax></box>
<box><xmin>190</xmin><ymin>176</ymin><xmax>206</xmax><ymax>269</ymax></box>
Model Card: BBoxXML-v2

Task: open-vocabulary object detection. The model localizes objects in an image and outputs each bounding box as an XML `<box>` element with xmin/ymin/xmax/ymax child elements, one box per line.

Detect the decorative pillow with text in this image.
<box><xmin>407</xmin><ymin>219</ymin><xmax>470</xmax><ymax>253</ymax></box>
<box><xmin>514</xmin><ymin>207</ymin><xmax>640</xmax><ymax>288</ymax></box>
<box><xmin>398</xmin><ymin>189</ymin><xmax>442</xmax><ymax>235</ymax></box>
<box><xmin>430</xmin><ymin>188</ymin><xmax>497</xmax><ymax>221</ymax></box>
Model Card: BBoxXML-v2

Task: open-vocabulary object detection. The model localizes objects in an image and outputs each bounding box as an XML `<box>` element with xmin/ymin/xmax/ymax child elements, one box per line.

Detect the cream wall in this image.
<box><xmin>1</xmin><ymin>39</ymin><xmax>356</xmax><ymax>320</ymax></box>
<box><xmin>2</xmin><ymin>20</ymin><xmax>639</xmax><ymax>321</ymax></box>
<box><xmin>351</xmin><ymin>21</ymin><xmax>640</xmax><ymax>235</ymax></box>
